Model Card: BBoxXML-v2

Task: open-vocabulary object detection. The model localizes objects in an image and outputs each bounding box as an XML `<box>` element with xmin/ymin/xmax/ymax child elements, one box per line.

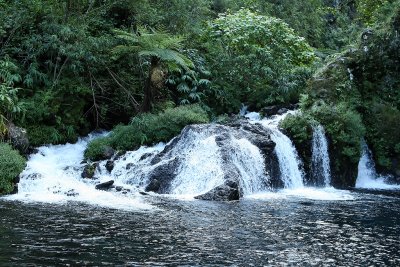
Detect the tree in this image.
<box><xmin>0</xmin><ymin>57</ymin><xmax>23</xmax><ymax>138</ymax></box>
<box><xmin>203</xmin><ymin>9</ymin><xmax>315</xmax><ymax>112</ymax></box>
<box><xmin>113</xmin><ymin>28</ymin><xmax>193</xmax><ymax>111</ymax></box>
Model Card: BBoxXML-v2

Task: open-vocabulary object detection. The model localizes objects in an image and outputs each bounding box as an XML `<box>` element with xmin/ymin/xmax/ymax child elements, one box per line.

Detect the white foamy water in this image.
<box><xmin>6</xmin><ymin>133</ymin><xmax>158</xmax><ymax>210</ymax></box>
<box><xmin>247</xmin><ymin>187</ymin><xmax>355</xmax><ymax>201</ymax></box>
<box><xmin>248</xmin><ymin>111</ymin><xmax>305</xmax><ymax>189</ymax></box>
<box><xmin>356</xmin><ymin>143</ymin><xmax>400</xmax><ymax>190</ymax></box>
<box><xmin>311</xmin><ymin>125</ymin><xmax>331</xmax><ymax>186</ymax></box>
<box><xmin>168</xmin><ymin>126</ymin><xmax>269</xmax><ymax>197</ymax></box>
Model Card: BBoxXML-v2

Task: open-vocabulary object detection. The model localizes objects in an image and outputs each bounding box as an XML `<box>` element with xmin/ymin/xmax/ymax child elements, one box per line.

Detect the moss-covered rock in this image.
<box><xmin>85</xmin><ymin>105</ymin><xmax>210</xmax><ymax>161</ymax></box>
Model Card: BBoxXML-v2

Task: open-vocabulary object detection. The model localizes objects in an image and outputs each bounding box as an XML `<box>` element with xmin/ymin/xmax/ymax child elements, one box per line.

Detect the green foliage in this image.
<box><xmin>0</xmin><ymin>57</ymin><xmax>24</xmax><ymax>137</ymax></box>
<box><xmin>113</xmin><ymin>27</ymin><xmax>193</xmax><ymax>71</ymax></box>
<box><xmin>309</xmin><ymin>102</ymin><xmax>365</xmax><ymax>163</ymax></box>
<box><xmin>83</xmin><ymin>137</ymin><xmax>112</xmax><ymax>162</ymax></box>
<box><xmin>356</xmin><ymin>0</ymin><xmax>390</xmax><ymax>25</ymax></box>
<box><xmin>0</xmin><ymin>143</ymin><xmax>26</xmax><ymax>194</ymax></box>
<box><xmin>85</xmin><ymin>105</ymin><xmax>209</xmax><ymax>160</ymax></box>
<box><xmin>280</xmin><ymin>113</ymin><xmax>313</xmax><ymax>146</ymax></box>
<box><xmin>203</xmin><ymin>9</ymin><xmax>315</xmax><ymax>112</ymax></box>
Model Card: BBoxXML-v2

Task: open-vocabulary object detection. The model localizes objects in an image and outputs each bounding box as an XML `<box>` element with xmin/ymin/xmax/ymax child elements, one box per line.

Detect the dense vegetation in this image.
<box><xmin>1</xmin><ymin>0</ymin><xmax>399</xmax><ymax>191</ymax></box>
<box><xmin>0</xmin><ymin>143</ymin><xmax>26</xmax><ymax>194</ymax></box>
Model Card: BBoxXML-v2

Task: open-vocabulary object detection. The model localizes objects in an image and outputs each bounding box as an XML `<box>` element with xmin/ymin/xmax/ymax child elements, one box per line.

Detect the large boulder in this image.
<box><xmin>142</xmin><ymin>122</ymin><xmax>277</xmax><ymax>201</ymax></box>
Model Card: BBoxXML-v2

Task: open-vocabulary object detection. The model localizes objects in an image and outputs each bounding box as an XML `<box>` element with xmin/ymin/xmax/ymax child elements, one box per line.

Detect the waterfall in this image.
<box><xmin>311</xmin><ymin>125</ymin><xmax>331</xmax><ymax>187</ymax></box>
<box><xmin>356</xmin><ymin>142</ymin><xmax>399</xmax><ymax>189</ymax></box>
<box><xmin>248</xmin><ymin>111</ymin><xmax>305</xmax><ymax>189</ymax></box>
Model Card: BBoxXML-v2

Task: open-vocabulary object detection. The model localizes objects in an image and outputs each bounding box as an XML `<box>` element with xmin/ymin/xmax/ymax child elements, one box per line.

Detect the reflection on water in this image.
<box><xmin>1</xmin><ymin>191</ymin><xmax>400</xmax><ymax>266</ymax></box>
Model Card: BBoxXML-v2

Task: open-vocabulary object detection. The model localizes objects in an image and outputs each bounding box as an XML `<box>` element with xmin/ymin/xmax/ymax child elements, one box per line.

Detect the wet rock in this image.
<box><xmin>145</xmin><ymin>179</ymin><xmax>161</xmax><ymax>192</ymax></box>
<box><xmin>260</xmin><ymin>104</ymin><xmax>297</xmax><ymax>117</ymax></box>
<box><xmin>13</xmin><ymin>175</ymin><xmax>20</xmax><ymax>184</ymax></box>
<box><xmin>140</xmin><ymin>123</ymin><xmax>277</xmax><ymax>200</ymax></box>
<box><xmin>139</xmin><ymin>153</ymin><xmax>153</xmax><ymax>161</ymax></box>
<box><xmin>126</xmin><ymin>163</ymin><xmax>134</xmax><ymax>170</ymax></box>
<box><xmin>115</xmin><ymin>186</ymin><xmax>123</xmax><ymax>192</ymax></box>
<box><xmin>146</xmin><ymin>158</ymin><xmax>180</xmax><ymax>193</ymax></box>
<box><xmin>102</xmin><ymin>146</ymin><xmax>115</xmax><ymax>159</ymax></box>
<box><xmin>81</xmin><ymin>163</ymin><xmax>98</xmax><ymax>179</ymax></box>
<box><xmin>7</xmin><ymin>123</ymin><xmax>29</xmax><ymax>154</ymax></box>
<box><xmin>195</xmin><ymin>184</ymin><xmax>239</xmax><ymax>201</ymax></box>
<box><xmin>66</xmin><ymin>189</ymin><xmax>79</xmax><ymax>197</ymax></box>
<box><xmin>95</xmin><ymin>180</ymin><xmax>114</xmax><ymax>191</ymax></box>
<box><xmin>10</xmin><ymin>184</ymin><xmax>18</xmax><ymax>195</ymax></box>
<box><xmin>277</xmin><ymin>108</ymin><xmax>288</xmax><ymax>115</ymax></box>
<box><xmin>105</xmin><ymin>160</ymin><xmax>114</xmax><ymax>173</ymax></box>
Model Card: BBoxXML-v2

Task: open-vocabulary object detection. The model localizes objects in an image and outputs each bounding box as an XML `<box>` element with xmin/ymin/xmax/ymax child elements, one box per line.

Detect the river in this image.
<box><xmin>1</xmin><ymin>190</ymin><xmax>399</xmax><ymax>266</ymax></box>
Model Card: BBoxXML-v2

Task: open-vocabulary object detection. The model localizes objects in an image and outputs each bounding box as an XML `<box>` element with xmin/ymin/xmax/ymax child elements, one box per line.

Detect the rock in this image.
<box><xmin>102</xmin><ymin>146</ymin><xmax>115</xmax><ymax>160</ymax></box>
<box><xmin>13</xmin><ymin>175</ymin><xmax>20</xmax><ymax>184</ymax></box>
<box><xmin>66</xmin><ymin>189</ymin><xmax>79</xmax><ymax>197</ymax></box>
<box><xmin>81</xmin><ymin>163</ymin><xmax>98</xmax><ymax>179</ymax></box>
<box><xmin>195</xmin><ymin>184</ymin><xmax>239</xmax><ymax>201</ymax></box>
<box><xmin>261</xmin><ymin>105</ymin><xmax>280</xmax><ymax>117</ymax></box>
<box><xmin>139</xmin><ymin>123</ymin><xmax>277</xmax><ymax>200</ymax></box>
<box><xmin>145</xmin><ymin>179</ymin><xmax>161</xmax><ymax>192</ymax></box>
<box><xmin>105</xmin><ymin>160</ymin><xmax>114</xmax><ymax>173</ymax></box>
<box><xmin>139</xmin><ymin>153</ymin><xmax>153</xmax><ymax>161</ymax></box>
<box><xmin>145</xmin><ymin>157</ymin><xmax>180</xmax><ymax>194</ymax></box>
<box><xmin>260</xmin><ymin>104</ymin><xmax>297</xmax><ymax>117</ymax></box>
<box><xmin>95</xmin><ymin>180</ymin><xmax>114</xmax><ymax>191</ymax></box>
<box><xmin>277</xmin><ymin>108</ymin><xmax>288</xmax><ymax>115</ymax></box>
<box><xmin>126</xmin><ymin>163</ymin><xmax>134</xmax><ymax>170</ymax></box>
<box><xmin>7</xmin><ymin>123</ymin><xmax>29</xmax><ymax>154</ymax></box>
<box><xmin>115</xmin><ymin>186</ymin><xmax>123</xmax><ymax>192</ymax></box>
<box><xmin>10</xmin><ymin>184</ymin><xmax>18</xmax><ymax>195</ymax></box>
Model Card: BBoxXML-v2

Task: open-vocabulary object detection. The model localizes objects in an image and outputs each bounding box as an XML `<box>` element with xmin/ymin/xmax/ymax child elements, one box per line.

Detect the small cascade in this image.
<box><xmin>9</xmin><ymin>133</ymin><xmax>159</xmax><ymax>210</ymax></box>
<box><xmin>356</xmin><ymin>142</ymin><xmax>399</xmax><ymax>189</ymax></box>
<box><xmin>311</xmin><ymin>125</ymin><xmax>332</xmax><ymax>187</ymax></box>
<box><xmin>167</xmin><ymin>130</ymin><xmax>226</xmax><ymax>196</ymax></box>
<box><xmin>248</xmin><ymin>111</ymin><xmax>305</xmax><ymax>189</ymax></box>
<box><xmin>160</xmin><ymin>125</ymin><xmax>269</xmax><ymax>196</ymax></box>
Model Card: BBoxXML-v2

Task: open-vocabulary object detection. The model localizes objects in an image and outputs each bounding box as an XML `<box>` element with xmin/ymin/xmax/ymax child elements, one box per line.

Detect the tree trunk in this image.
<box><xmin>141</xmin><ymin>57</ymin><xmax>162</xmax><ymax>112</ymax></box>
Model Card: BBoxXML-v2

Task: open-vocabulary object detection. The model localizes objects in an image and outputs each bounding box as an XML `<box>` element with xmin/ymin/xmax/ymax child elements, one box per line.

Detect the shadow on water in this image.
<box><xmin>1</xmin><ymin>191</ymin><xmax>400</xmax><ymax>266</ymax></box>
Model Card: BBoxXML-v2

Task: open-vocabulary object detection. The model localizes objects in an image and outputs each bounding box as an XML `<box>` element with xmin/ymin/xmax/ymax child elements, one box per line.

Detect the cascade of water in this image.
<box><xmin>249</xmin><ymin>111</ymin><xmax>305</xmax><ymax>189</ymax></box>
<box><xmin>356</xmin><ymin>142</ymin><xmax>399</xmax><ymax>189</ymax></box>
<box><xmin>311</xmin><ymin>125</ymin><xmax>332</xmax><ymax>187</ymax></box>
<box><xmin>9</xmin><ymin>133</ymin><xmax>161</xmax><ymax>210</ymax></box>
<box><xmin>167</xmin><ymin>126</ymin><xmax>269</xmax><ymax>196</ymax></box>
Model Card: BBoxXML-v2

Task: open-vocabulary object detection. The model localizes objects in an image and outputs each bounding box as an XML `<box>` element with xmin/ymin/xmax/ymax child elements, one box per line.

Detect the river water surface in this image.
<box><xmin>1</xmin><ymin>190</ymin><xmax>400</xmax><ymax>266</ymax></box>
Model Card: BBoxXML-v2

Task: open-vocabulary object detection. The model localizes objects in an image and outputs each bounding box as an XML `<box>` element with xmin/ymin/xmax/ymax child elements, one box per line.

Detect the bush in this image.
<box><xmin>280</xmin><ymin>113</ymin><xmax>313</xmax><ymax>146</ymax></box>
<box><xmin>0</xmin><ymin>143</ymin><xmax>26</xmax><ymax>194</ymax></box>
<box><xmin>27</xmin><ymin>125</ymin><xmax>79</xmax><ymax>147</ymax></box>
<box><xmin>85</xmin><ymin>105</ymin><xmax>209</xmax><ymax>160</ymax></box>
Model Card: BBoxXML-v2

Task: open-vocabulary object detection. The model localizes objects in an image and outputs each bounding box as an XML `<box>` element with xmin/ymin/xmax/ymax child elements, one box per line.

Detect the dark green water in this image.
<box><xmin>1</xmin><ymin>192</ymin><xmax>400</xmax><ymax>266</ymax></box>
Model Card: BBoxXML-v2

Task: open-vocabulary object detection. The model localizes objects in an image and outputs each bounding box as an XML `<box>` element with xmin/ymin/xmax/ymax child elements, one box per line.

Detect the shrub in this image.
<box><xmin>0</xmin><ymin>143</ymin><xmax>26</xmax><ymax>194</ymax></box>
<box><xmin>27</xmin><ymin>125</ymin><xmax>79</xmax><ymax>147</ymax></box>
<box><xmin>280</xmin><ymin>113</ymin><xmax>313</xmax><ymax>146</ymax></box>
<box><xmin>85</xmin><ymin>105</ymin><xmax>209</xmax><ymax>160</ymax></box>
